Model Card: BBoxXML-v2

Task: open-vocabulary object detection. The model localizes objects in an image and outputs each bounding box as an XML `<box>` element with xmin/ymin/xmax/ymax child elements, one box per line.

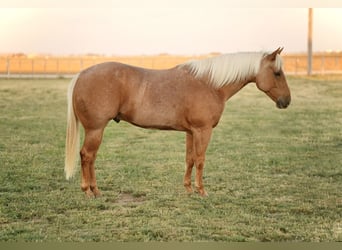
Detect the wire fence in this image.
<box><xmin>1</xmin><ymin>53</ymin><xmax>342</xmax><ymax>78</ymax></box>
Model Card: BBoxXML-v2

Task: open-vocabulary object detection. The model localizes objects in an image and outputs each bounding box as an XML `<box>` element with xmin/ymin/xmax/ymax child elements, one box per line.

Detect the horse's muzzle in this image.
<box><xmin>276</xmin><ymin>96</ymin><xmax>291</xmax><ymax>109</ymax></box>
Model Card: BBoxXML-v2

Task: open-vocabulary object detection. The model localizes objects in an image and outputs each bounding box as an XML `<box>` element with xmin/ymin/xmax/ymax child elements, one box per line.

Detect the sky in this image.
<box><xmin>1</xmin><ymin>2</ymin><xmax>342</xmax><ymax>55</ymax></box>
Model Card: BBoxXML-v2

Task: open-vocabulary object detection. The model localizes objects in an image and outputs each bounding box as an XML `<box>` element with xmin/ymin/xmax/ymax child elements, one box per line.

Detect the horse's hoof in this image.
<box><xmin>84</xmin><ymin>189</ymin><xmax>94</xmax><ymax>198</ymax></box>
<box><xmin>197</xmin><ymin>189</ymin><xmax>208</xmax><ymax>197</ymax></box>
<box><xmin>90</xmin><ymin>186</ymin><xmax>101</xmax><ymax>198</ymax></box>
<box><xmin>184</xmin><ymin>186</ymin><xmax>193</xmax><ymax>195</ymax></box>
<box><xmin>200</xmin><ymin>191</ymin><xmax>209</xmax><ymax>197</ymax></box>
<box><xmin>93</xmin><ymin>190</ymin><xmax>102</xmax><ymax>198</ymax></box>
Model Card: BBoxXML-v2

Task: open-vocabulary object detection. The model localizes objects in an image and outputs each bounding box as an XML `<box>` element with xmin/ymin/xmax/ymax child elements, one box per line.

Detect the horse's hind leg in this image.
<box><xmin>80</xmin><ymin>128</ymin><xmax>104</xmax><ymax>198</ymax></box>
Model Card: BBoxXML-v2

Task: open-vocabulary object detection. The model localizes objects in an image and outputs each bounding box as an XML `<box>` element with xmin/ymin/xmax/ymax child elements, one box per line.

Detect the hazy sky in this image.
<box><xmin>1</xmin><ymin>4</ymin><xmax>342</xmax><ymax>55</ymax></box>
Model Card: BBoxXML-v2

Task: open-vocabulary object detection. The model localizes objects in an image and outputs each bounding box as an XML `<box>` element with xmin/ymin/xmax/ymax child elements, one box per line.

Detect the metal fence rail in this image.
<box><xmin>1</xmin><ymin>53</ymin><xmax>342</xmax><ymax>78</ymax></box>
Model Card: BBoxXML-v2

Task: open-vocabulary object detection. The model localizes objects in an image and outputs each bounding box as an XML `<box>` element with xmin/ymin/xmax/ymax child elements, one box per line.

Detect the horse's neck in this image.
<box><xmin>181</xmin><ymin>63</ymin><xmax>257</xmax><ymax>101</ymax></box>
<box><xmin>218</xmin><ymin>77</ymin><xmax>256</xmax><ymax>101</ymax></box>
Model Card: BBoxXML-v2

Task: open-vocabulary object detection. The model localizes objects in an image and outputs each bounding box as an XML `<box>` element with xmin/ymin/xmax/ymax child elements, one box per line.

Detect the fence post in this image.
<box><xmin>56</xmin><ymin>59</ymin><xmax>59</xmax><ymax>76</ymax></box>
<box><xmin>321</xmin><ymin>56</ymin><xmax>325</xmax><ymax>75</ymax></box>
<box><xmin>44</xmin><ymin>57</ymin><xmax>47</xmax><ymax>78</ymax></box>
<box><xmin>80</xmin><ymin>59</ymin><xmax>83</xmax><ymax>71</ymax></box>
<box><xmin>6</xmin><ymin>57</ymin><xmax>10</xmax><ymax>79</ymax></box>
<box><xmin>32</xmin><ymin>59</ymin><xmax>34</xmax><ymax>77</ymax></box>
<box><xmin>307</xmin><ymin>8</ymin><xmax>313</xmax><ymax>75</ymax></box>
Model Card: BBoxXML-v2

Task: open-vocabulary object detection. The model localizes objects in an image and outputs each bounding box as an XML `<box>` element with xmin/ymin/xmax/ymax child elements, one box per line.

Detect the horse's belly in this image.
<box><xmin>120</xmin><ymin>106</ymin><xmax>186</xmax><ymax>131</ymax></box>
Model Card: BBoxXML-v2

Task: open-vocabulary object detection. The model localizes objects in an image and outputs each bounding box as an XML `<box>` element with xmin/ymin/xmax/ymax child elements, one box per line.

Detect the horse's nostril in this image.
<box><xmin>277</xmin><ymin>96</ymin><xmax>291</xmax><ymax>109</ymax></box>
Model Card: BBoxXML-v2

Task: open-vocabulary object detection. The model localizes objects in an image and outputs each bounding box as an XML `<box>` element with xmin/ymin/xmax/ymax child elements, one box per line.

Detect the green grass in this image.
<box><xmin>0</xmin><ymin>76</ymin><xmax>341</xmax><ymax>242</ymax></box>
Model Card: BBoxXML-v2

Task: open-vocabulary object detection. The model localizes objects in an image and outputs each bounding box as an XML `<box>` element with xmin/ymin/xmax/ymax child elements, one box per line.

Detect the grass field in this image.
<box><xmin>0</xmin><ymin>76</ymin><xmax>341</xmax><ymax>242</ymax></box>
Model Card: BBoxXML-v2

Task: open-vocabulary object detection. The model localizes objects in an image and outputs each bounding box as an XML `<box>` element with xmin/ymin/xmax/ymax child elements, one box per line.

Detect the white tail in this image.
<box><xmin>64</xmin><ymin>73</ymin><xmax>80</xmax><ymax>180</ymax></box>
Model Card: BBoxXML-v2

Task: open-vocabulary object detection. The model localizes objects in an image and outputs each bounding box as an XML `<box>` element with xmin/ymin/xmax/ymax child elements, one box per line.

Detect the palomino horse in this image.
<box><xmin>65</xmin><ymin>48</ymin><xmax>291</xmax><ymax>197</ymax></box>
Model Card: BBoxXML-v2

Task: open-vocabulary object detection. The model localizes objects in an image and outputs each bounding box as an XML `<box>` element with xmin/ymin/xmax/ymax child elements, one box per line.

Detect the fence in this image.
<box><xmin>283</xmin><ymin>53</ymin><xmax>342</xmax><ymax>75</ymax></box>
<box><xmin>1</xmin><ymin>53</ymin><xmax>342</xmax><ymax>78</ymax></box>
<box><xmin>0</xmin><ymin>55</ymin><xmax>197</xmax><ymax>78</ymax></box>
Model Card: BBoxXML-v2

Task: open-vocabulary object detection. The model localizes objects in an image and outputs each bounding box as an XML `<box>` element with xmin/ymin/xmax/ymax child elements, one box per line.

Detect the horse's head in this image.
<box><xmin>255</xmin><ymin>48</ymin><xmax>291</xmax><ymax>109</ymax></box>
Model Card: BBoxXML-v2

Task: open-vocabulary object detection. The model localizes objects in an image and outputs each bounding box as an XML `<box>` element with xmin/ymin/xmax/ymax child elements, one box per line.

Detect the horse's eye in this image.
<box><xmin>274</xmin><ymin>71</ymin><xmax>281</xmax><ymax>77</ymax></box>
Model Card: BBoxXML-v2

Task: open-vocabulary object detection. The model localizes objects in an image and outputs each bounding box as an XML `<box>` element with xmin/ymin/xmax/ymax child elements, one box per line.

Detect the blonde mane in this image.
<box><xmin>183</xmin><ymin>52</ymin><xmax>283</xmax><ymax>88</ymax></box>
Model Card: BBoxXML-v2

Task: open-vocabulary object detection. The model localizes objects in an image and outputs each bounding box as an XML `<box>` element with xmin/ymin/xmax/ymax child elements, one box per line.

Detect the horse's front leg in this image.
<box><xmin>192</xmin><ymin>127</ymin><xmax>212</xmax><ymax>197</ymax></box>
<box><xmin>80</xmin><ymin>128</ymin><xmax>104</xmax><ymax>198</ymax></box>
<box><xmin>184</xmin><ymin>132</ymin><xmax>195</xmax><ymax>194</ymax></box>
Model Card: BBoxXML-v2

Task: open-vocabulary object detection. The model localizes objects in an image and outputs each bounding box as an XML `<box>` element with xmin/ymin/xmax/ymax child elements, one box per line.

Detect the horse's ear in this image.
<box><xmin>267</xmin><ymin>47</ymin><xmax>283</xmax><ymax>61</ymax></box>
<box><xmin>278</xmin><ymin>47</ymin><xmax>284</xmax><ymax>54</ymax></box>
